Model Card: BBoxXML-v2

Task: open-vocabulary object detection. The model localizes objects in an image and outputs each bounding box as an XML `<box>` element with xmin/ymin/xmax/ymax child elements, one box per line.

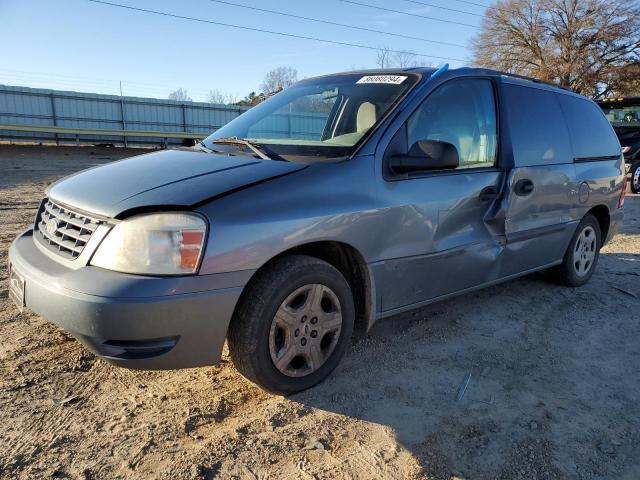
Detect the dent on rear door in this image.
<box><xmin>502</xmin><ymin>164</ymin><xmax>578</xmax><ymax>275</ymax></box>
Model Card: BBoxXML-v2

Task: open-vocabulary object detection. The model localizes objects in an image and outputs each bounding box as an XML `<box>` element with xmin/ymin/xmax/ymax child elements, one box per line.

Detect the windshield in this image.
<box><xmin>600</xmin><ymin>103</ymin><xmax>640</xmax><ymax>128</ymax></box>
<box><xmin>203</xmin><ymin>73</ymin><xmax>420</xmax><ymax>161</ymax></box>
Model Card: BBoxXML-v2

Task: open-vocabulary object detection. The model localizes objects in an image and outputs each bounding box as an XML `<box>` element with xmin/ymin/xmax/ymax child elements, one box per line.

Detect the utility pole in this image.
<box><xmin>119</xmin><ymin>80</ymin><xmax>128</xmax><ymax>147</ymax></box>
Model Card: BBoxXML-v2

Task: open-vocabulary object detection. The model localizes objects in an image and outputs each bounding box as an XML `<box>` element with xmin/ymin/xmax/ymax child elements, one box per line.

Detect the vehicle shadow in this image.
<box><xmin>291</xmin><ymin>249</ymin><xmax>640</xmax><ymax>478</ymax></box>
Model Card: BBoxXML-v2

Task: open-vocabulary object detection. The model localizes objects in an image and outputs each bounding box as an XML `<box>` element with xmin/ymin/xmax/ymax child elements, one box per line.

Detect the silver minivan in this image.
<box><xmin>9</xmin><ymin>67</ymin><xmax>626</xmax><ymax>394</ymax></box>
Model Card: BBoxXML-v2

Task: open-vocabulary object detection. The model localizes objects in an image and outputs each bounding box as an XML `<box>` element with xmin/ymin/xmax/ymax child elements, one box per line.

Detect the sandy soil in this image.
<box><xmin>0</xmin><ymin>145</ymin><xmax>639</xmax><ymax>480</ymax></box>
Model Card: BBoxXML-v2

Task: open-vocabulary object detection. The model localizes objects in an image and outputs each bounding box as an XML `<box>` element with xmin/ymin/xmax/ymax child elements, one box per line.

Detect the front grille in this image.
<box><xmin>34</xmin><ymin>199</ymin><xmax>103</xmax><ymax>259</ymax></box>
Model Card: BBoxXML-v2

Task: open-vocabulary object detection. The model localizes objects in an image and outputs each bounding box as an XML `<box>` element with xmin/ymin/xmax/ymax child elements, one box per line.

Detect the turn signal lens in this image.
<box><xmin>178</xmin><ymin>230</ymin><xmax>205</xmax><ymax>271</ymax></box>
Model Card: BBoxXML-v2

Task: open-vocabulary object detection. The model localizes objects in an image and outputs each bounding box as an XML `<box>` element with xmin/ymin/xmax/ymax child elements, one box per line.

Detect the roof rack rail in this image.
<box><xmin>499</xmin><ymin>71</ymin><xmax>573</xmax><ymax>92</ymax></box>
<box><xmin>455</xmin><ymin>67</ymin><xmax>573</xmax><ymax>92</ymax></box>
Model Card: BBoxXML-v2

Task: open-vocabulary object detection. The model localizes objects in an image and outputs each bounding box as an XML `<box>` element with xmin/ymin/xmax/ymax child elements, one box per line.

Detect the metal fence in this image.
<box><xmin>0</xmin><ymin>85</ymin><xmax>335</xmax><ymax>147</ymax></box>
<box><xmin>0</xmin><ymin>84</ymin><xmax>250</xmax><ymax>146</ymax></box>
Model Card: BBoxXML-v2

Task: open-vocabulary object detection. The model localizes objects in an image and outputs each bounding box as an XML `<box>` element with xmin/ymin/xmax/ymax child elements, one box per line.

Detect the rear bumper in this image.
<box><xmin>8</xmin><ymin>229</ymin><xmax>251</xmax><ymax>369</ymax></box>
<box><xmin>607</xmin><ymin>208</ymin><xmax>624</xmax><ymax>244</ymax></box>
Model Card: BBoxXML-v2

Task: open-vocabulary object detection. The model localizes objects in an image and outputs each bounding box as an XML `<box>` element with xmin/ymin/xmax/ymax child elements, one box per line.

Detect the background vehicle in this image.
<box><xmin>9</xmin><ymin>68</ymin><xmax>625</xmax><ymax>394</ymax></box>
<box><xmin>598</xmin><ymin>97</ymin><xmax>640</xmax><ymax>193</ymax></box>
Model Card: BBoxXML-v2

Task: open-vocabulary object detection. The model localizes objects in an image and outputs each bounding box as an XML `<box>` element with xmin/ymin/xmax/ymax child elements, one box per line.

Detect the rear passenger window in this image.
<box><xmin>503</xmin><ymin>84</ymin><xmax>572</xmax><ymax>166</ymax></box>
<box><xmin>557</xmin><ymin>95</ymin><xmax>621</xmax><ymax>159</ymax></box>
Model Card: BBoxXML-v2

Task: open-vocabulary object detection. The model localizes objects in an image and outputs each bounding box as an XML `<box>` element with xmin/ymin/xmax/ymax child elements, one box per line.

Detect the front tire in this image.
<box><xmin>547</xmin><ymin>214</ymin><xmax>601</xmax><ymax>287</ymax></box>
<box><xmin>227</xmin><ymin>255</ymin><xmax>355</xmax><ymax>395</ymax></box>
<box><xmin>630</xmin><ymin>161</ymin><xmax>640</xmax><ymax>194</ymax></box>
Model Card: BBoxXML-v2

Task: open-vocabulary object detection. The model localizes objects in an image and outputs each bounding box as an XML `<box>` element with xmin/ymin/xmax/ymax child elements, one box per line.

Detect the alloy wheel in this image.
<box><xmin>573</xmin><ymin>225</ymin><xmax>597</xmax><ymax>277</ymax></box>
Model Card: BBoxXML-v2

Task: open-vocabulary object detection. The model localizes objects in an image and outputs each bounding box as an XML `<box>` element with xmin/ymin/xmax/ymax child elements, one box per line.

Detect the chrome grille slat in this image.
<box><xmin>34</xmin><ymin>199</ymin><xmax>104</xmax><ymax>259</ymax></box>
<box><xmin>54</xmin><ymin>225</ymin><xmax>92</xmax><ymax>243</ymax></box>
<box><xmin>43</xmin><ymin>203</ymin><xmax>99</xmax><ymax>232</ymax></box>
<box><xmin>38</xmin><ymin>223</ymin><xmax>84</xmax><ymax>254</ymax></box>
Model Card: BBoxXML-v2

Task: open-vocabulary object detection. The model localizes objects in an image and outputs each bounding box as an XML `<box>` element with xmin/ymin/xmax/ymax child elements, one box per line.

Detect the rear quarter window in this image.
<box><xmin>503</xmin><ymin>84</ymin><xmax>573</xmax><ymax>167</ymax></box>
<box><xmin>557</xmin><ymin>94</ymin><xmax>621</xmax><ymax>159</ymax></box>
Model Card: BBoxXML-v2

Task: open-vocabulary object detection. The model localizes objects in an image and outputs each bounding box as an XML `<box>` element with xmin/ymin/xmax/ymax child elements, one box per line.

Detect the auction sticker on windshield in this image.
<box><xmin>356</xmin><ymin>75</ymin><xmax>407</xmax><ymax>85</ymax></box>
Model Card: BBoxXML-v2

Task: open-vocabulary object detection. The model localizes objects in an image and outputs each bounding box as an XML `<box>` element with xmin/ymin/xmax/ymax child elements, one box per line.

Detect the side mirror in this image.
<box><xmin>389</xmin><ymin>140</ymin><xmax>459</xmax><ymax>174</ymax></box>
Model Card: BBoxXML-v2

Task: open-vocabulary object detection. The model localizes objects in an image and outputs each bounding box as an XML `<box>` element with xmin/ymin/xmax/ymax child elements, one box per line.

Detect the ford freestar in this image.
<box><xmin>9</xmin><ymin>67</ymin><xmax>625</xmax><ymax>394</ymax></box>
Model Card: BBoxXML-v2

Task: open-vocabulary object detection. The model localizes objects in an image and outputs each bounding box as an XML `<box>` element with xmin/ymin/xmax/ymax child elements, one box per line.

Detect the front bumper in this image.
<box><xmin>8</xmin><ymin>229</ymin><xmax>252</xmax><ymax>369</ymax></box>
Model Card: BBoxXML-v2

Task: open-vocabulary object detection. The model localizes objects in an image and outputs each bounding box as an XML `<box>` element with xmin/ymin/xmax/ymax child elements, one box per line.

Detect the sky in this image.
<box><xmin>1</xmin><ymin>0</ymin><xmax>493</xmax><ymax>102</ymax></box>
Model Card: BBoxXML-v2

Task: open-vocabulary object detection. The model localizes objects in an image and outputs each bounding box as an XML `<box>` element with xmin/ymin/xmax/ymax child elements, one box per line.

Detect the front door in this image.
<box><xmin>376</xmin><ymin>78</ymin><xmax>506</xmax><ymax>313</ymax></box>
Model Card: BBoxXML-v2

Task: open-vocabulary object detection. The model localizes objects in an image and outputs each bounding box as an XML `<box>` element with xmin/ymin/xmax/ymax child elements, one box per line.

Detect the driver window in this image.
<box><xmin>407</xmin><ymin>79</ymin><xmax>497</xmax><ymax>169</ymax></box>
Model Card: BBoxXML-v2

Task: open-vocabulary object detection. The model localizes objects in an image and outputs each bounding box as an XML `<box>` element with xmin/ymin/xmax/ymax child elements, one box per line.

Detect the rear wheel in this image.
<box><xmin>546</xmin><ymin>214</ymin><xmax>601</xmax><ymax>287</ymax></box>
<box><xmin>228</xmin><ymin>255</ymin><xmax>354</xmax><ymax>394</ymax></box>
<box><xmin>631</xmin><ymin>161</ymin><xmax>640</xmax><ymax>194</ymax></box>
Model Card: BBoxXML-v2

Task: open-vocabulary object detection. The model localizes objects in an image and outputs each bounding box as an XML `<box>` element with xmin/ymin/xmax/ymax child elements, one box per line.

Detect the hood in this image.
<box><xmin>47</xmin><ymin>149</ymin><xmax>306</xmax><ymax>218</ymax></box>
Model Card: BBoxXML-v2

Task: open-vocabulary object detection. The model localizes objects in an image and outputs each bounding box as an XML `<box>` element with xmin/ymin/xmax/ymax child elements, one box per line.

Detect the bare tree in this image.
<box><xmin>472</xmin><ymin>0</ymin><xmax>640</xmax><ymax>97</ymax></box>
<box><xmin>393</xmin><ymin>50</ymin><xmax>420</xmax><ymax>68</ymax></box>
<box><xmin>613</xmin><ymin>62</ymin><xmax>640</xmax><ymax>96</ymax></box>
<box><xmin>207</xmin><ymin>89</ymin><xmax>238</xmax><ymax>105</ymax></box>
<box><xmin>260</xmin><ymin>66</ymin><xmax>298</xmax><ymax>94</ymax></box>
<box><xmin>376</xmin><ymin>46</ymin><xmax>422</xmax><ymax>68</ymax></box>
<box><xmin>376</xmin><ymin>46</ymin><xmax>393</xmax><ymax>68</ymax></box>
<box><xmin>168</xmin><ymin>88</ymin><xmax>192</xmax><ymax>102</ymax></box>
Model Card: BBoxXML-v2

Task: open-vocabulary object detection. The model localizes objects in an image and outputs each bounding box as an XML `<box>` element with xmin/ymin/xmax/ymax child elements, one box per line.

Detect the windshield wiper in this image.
<box><xmin>210</xmin><ymin>136</ymin><xmax>271</xmax><ymax>160</ymax></box>
<box><xmin>192</xmin><ymin>142</ymin><xmax>219</xmax><ymax>154</ymax></box>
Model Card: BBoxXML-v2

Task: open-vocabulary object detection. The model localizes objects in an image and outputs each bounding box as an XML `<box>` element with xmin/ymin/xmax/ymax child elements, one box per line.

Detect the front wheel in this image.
<box><xmin>630</xmin><ymin>161</ymin><xmax>640</xmax><ymax>194</ymax></box>
<box><xmin>546</xmin><ymin>214</ymin><xmax>601</xmax><ymax>287</ymax></box>
<box><xmin>227</xmin><ymin>255</ymin><xmax>354</xmax><ymax>395</ymax></box>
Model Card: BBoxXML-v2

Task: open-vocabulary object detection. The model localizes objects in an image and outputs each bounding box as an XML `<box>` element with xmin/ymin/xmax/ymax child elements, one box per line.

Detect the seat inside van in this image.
<box><xmin>356</xmin><ymin>102</ymin><xmax>377</xmax><ymax>132</ymax></box>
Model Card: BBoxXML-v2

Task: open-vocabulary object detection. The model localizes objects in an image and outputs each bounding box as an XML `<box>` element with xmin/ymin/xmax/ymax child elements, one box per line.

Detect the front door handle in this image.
<box><xmin>514</xmin><ymin>179</ymin><xmax>534</xmax><ymax>196</ymax></box>
<box><xmin>479</xmin><ymin>185</ymin><xmax>498</xmax><ymax>202</ymax></box>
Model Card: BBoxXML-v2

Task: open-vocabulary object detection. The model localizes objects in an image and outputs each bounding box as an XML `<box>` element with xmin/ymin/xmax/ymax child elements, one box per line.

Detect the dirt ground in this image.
<box><xmin>0</xmin><ymin>144</ymin><xmax>639</xmax><ymax>480</ymax></box>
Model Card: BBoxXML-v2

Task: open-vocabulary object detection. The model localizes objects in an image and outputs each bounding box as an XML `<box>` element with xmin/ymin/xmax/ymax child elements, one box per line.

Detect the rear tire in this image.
<box><xmin>630</xmin><ymin>161</ymin><xmax>640</xmax><ymax>194</ymax></box>
<box><xmin>546</xmin><ymin>214</ymin><xmax>601</xmax><ymax>287</ymax></box>
<box><xmin>227</xmin><ymin>255</ymin><xmax>354</xmax><ymax>395</ymax></box>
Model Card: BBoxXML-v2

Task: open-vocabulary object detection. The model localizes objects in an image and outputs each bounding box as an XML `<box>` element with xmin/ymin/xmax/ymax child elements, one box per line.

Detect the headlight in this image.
<box><xmin>622</xmin><ymin>146</ymin><xmax>631</xmax><ymax>154</ymax></box>
<box><xmin>91</xmin><ymin>213</ymin><xmax>207</xmax><ymax>275</ymax></box>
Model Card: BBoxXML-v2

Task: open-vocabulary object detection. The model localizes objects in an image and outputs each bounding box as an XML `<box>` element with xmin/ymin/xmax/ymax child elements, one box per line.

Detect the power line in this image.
<box><xmin>396</xmin><ymin>0</ymin><xmax>483</xmax><ymax>17</ymax></box>
<box><xmin>448</xmin><ymin>0</ymin><xmax>493</xmax><ymax>9</ymax></box>
<box><xmin>207</xmin><ymin>0</ymin><xmax>467</xmax><ymax>48</ymax></box>
<box><xmin>339</xmin><ymin>0</ymin><xmax>479</xmax><ymax>29</ymax></box>
<box><xmin>85</xmin><ymin>0</ymin><xmax>467</xmax><ymax>62</ymax></box>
